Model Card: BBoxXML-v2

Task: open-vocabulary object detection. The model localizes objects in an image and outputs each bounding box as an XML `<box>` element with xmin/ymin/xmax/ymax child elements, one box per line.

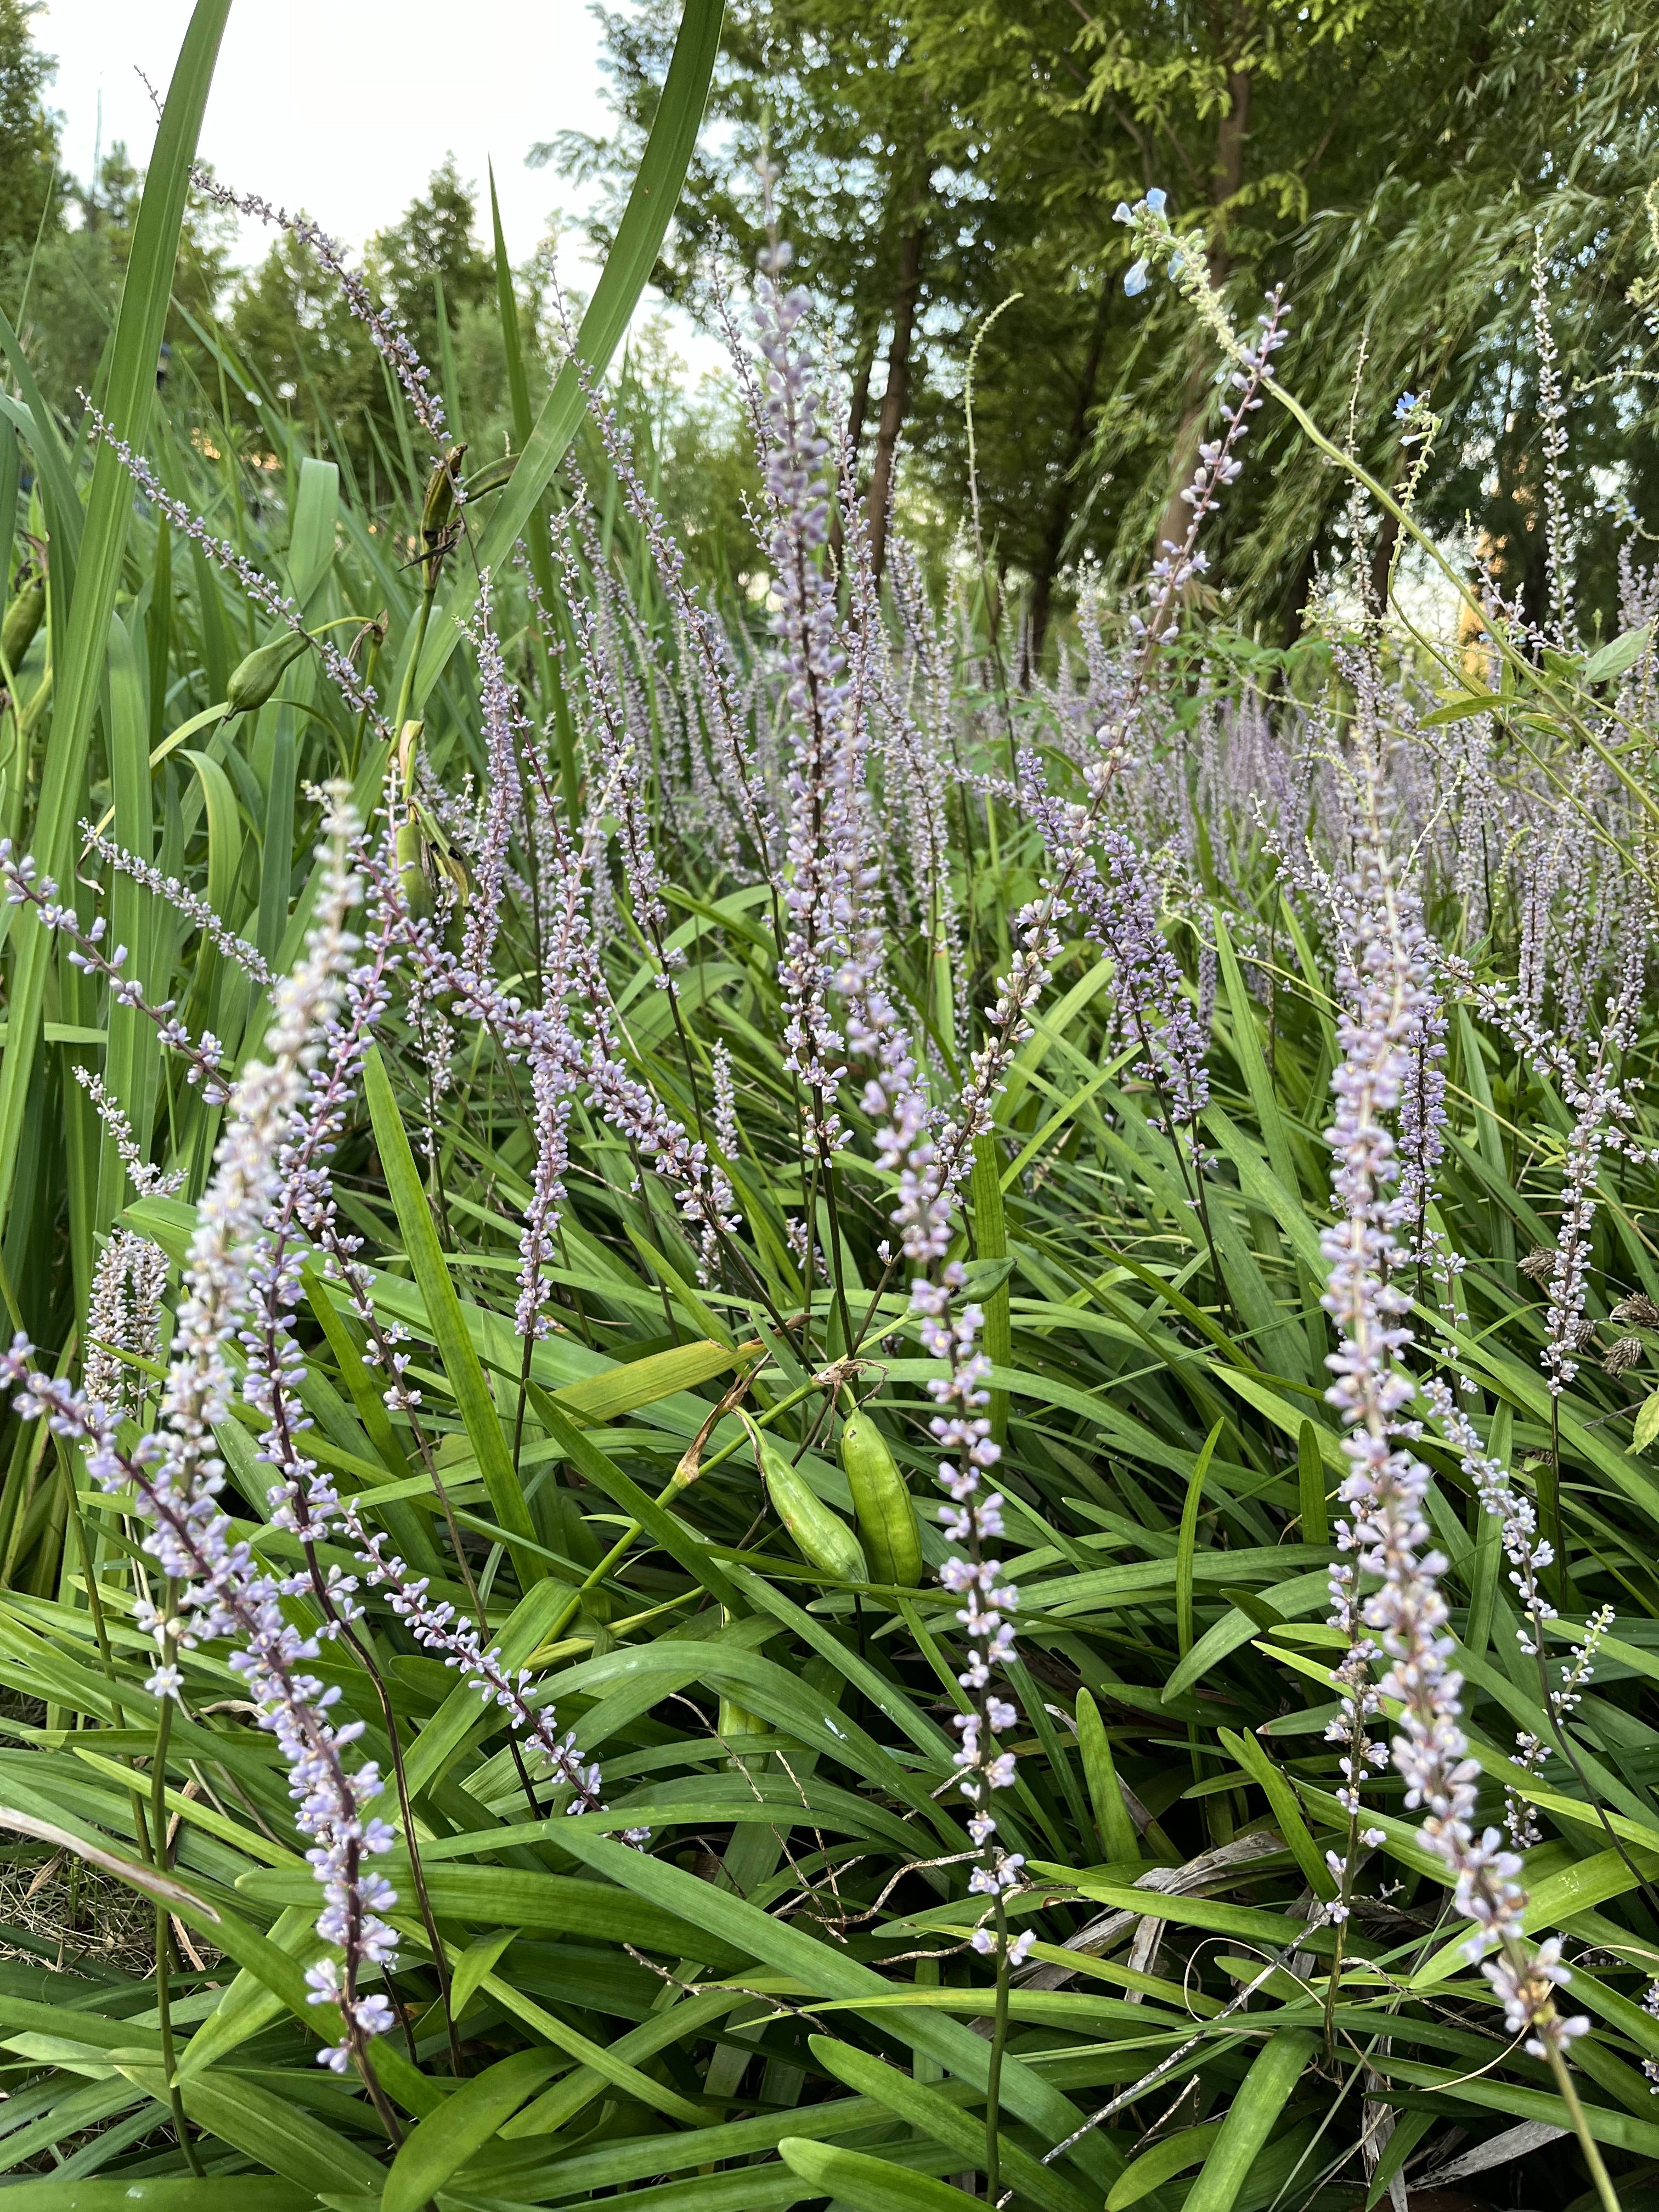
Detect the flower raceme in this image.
<box><xmin>1321</xmin><ymin>754</ymin><xmax>1585</xmax><ymax>2057</ymax></box>
<box><xmin>191</xmin><ymin>167</ymin><xmax>449</xmax><ymax>453</ymax></box>
<box><xmin>347</xmin><ymin>1513</ymin><xmax>646</xmax><ymax>1839</ymax></box>
<box><xmin>83</xmin><ymin>1229</ymin><xmax>169</xmax><ymax>1417</ymax></box>
<box><xmin>912</xmin><ymin>1268</ymin><xmax>1030</xmax><ymax>1959</ymax></box>
<box><xmin>0</xmin><ymin>792</ymin><xmax>403</xmax><ymax>2076</ymax></box>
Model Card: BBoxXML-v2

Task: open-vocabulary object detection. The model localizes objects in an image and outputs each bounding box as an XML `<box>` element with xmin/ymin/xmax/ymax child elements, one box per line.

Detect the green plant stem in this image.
<box><xmin>1539</xmin><ymin>2022</ymin><xmax>1622</xmax><ymax>2212</ymax></box>
<box><xmin>393</xmin><ymin>584</ymin><xmax>437</xmax><ymax>737</ymax></box>
<box><xmin>815</xmin><ymin>1137</ymin><xmax>856</xmax><ymax>1354</ymax></box>
<box><xmin>149</xmin><ymin>1604</ymin><xmax>202</xmax><ymax>2178</ymax></box>
<box><xmin>1321</xmin><ymin>1894</ymin><xmax>1350</xmax><ymax>2059</ymax></box>
<box><xmin>356</xmin><ymin>2042</ymin><xmax>404</xmax><ymax>2149</ymax></box>
<box><xmin>1546</xmin><ymin>1398</ymin><xmax>1567</xmax><ymax>1610</ymax></box>
<box><xmin>696</xmin><ymin>1374</ymin><xmax>821</xmax><ymax>1476</ymax></box>
<box><xmin>536</xmin><ymin>1503</ymin><xmax>673</xmax><ymax>1660</ymax></box>
<box><xmin>985</xmin><ymin>1889</ymin><xmax>1012</xmax><ymax>2207</ymax></box>
<box><xmin>55</xmin><ymin>1437</ymin><xmax>155</xmax><ymax>1861</ymax></box>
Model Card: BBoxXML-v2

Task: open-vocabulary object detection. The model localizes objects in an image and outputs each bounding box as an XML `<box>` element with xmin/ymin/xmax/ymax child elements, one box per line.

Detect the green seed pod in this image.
<box><xmin>748</xmin><ymin>1420</ymin><xmax>867</xmax><ymax>1583</ymax></box>
<box><xmin>394</xmin><ymin>718</ymin><xmax>434</xmax><ymax>918</ymax></box>
<box><xmin>420</xmin><ymin>443</ymin><xmax>467</xmax><ymax>586</ymax></box>
<box><xmin>839</xmin><ymin>1408</ymin><xmax>922</xmax><ymax>1587</ymax></box>
<box><xmin>1</xmin><ymin>567</ymin><xmax>46</xmax><ymax>670</ymax></box>
<box><xmin>718</xmin><ymin>1692</ymin><xmax>769</xmax><ymax>1739</ymax></box>
<box><xmin>227</xmin><ymin>627</ymin><xmax>311</xmax><ymax>714</ymax></box>
<box><xmin>396</xmin><ymin>816</ymin><xmax>434</xmax><ymax>920</ymax></box>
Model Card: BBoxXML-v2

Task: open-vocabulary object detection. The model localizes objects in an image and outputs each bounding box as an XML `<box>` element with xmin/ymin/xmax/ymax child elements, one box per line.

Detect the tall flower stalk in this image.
<box><xmin>3</xmin><ymin>794</ymin><xmax>407</xmax><ymax>2116</ymax></box>
<box><xmin>911</xmin><ymin>1267</ymin><xmax>1028</xmax><ymax>2203</ymax></box>
<box><xmin>753</xmin><ymin>221</ymin><xmax>866</xmax><ymax>1341</ymax></box>
<box><xmin>1317</xmin><ymin>749</ymin><xmax>1616</xmax><ymax>2211</ymax></box>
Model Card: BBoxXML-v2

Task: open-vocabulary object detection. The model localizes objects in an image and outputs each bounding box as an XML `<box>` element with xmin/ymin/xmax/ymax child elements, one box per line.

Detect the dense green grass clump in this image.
<box><xmin>4</xmin><ymin>9</ymin><xmax>1659</xmax><ymax>2212</ymax></box>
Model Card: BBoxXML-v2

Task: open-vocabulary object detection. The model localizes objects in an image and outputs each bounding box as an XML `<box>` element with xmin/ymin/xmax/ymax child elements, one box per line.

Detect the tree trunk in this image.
<box><xmin>1152</xmin><ymin>65</ymin><xmax>1252</xmax><ymax>560</ymax></box>
<box><xmin>846</xmin><ymin>339</ymin><xmax>875</xmax><ymax>464</ymax></box>
<box><xmin>1212</xmin><ymin>63</ymin><xmax>1253</xmax><ymax>213</ymax></box>
<box><xmin>866</xmin><ymin>205</ymin><xmax>927</xmax><ymax>583</ymax></box>
<box><xmin>1024</xmin><ymin>284</ymin><xmax>1113</xmax><ymax>684</ymax></box>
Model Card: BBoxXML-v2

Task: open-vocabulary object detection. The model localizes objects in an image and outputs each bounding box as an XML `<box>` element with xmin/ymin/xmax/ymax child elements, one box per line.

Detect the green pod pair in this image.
<box><xmin>747</xmin><ymin>1419</ymin><xmax>867</xmax><ymax>1583</ymax></box>
<box><xmin>839</xmin><ymin>1409</ymin><xmax>923</xmax><ymax>1586</ymax></box>
<box><xmin>227</xmin><ymin>625</ymin><xmax>312</xmax><ymax>714</ymax></box>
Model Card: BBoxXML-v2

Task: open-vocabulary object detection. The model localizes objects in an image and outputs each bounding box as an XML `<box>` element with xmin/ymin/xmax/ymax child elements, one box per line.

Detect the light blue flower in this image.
<box><xmin>1395</xmin><ymin>390</ymin><xmax>1421</xmax><ymax>420</ymax></box>
<box><xmin>1125</xmin><ymin>259</ymin><xmax>1149</xmax><ymax>296</ymax></box>
<box><xmin>1113</xmin><ymin>200</ymin><xmax>1133</xmax><ymax>225</ymax></box>
<box><xmin>1145</xmin><ymin>187</ymin><xmax>1167</xmax><ymax>215</ymax></box>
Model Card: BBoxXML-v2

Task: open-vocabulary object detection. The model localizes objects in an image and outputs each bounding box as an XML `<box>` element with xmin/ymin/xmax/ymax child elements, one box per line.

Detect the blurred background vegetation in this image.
<box><xmin>5</xmin><ymin>0</ymin><xmax>1659</xmax><ymax>660</ymax></box>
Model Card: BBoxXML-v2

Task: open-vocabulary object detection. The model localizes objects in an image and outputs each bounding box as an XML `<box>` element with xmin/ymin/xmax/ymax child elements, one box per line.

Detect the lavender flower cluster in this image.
<box><xmin>9</xmin><ymin>180</ymin><xmax>1643</xmax><ymax>2175</ymax></box>
<box><xmin>2</xmin><ymin>792</ymin><xmax>402</xmax><ymax>2075</ymax></box>
<box><xmin>2</xmin><ymin>843</ymin><xmax>231</xmax><ymax>1102</ymax></box>
<box><xmin>754</xmin><ymin>230</ymin><xmax>870</xmax><ymax>1159</ymax></box>
<box><xmin>83</xmin><ymin>1229</ymin><xmax>169</xmax><ymax>1416</ymax></box>
<box><xmin>191</xmin><ymin>168</ymin><xmax>448</xmax><ymax>449</ymax></box>
<box><xmin>1319</xmin><ymin>759</ymin><xmax>1585</xmax><ymax>2057</ymax></box>
<box><xmin>2</xmin><ymin>783</ymin><xmax>625</xmax><ymax>2082</ymax></box>
<box><xmin>912</xmin><ymin>1267</ymin><xmax>1030</xmax><ymax>1960</ymax></box>
<box><xmin>348</xmin><ymin>1514</ymin><xmax>645</xmax><ymax>1838</ymax></box>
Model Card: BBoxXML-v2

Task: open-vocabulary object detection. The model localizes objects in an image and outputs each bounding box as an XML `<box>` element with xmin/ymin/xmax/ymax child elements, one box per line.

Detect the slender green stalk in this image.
<box><xmin>149</xmin><ymin>1587</ymin><xmax>202</xmax><ymax>2178</ymax></box>
<box><xmin>393</xmin><ymin>582</ymin><xmax>437</xmax><ymax>740</ymax></box>
<box><xmin>1539</xmin><ymin>2020</ymin><xmax>1622</xmax><ymax>2212</ymax></box>
<box><xmin>984</xmin><ymin>1889</ymin><xmax>1012</xmax><ymax>2207</ymax></box>
<box><xmin>56</xmin><ymin>1436</ymin><xmax>154</xmax><ymax>1860</ymax></box>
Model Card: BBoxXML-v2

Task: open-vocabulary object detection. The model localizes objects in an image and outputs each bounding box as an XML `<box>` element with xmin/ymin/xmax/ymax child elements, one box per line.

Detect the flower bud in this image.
<box><xmin>420</xmin><ymin>444</ymin><xmax>467</xmax><ymax>587</ymax></box>
<box><xmin>1</xmin><ymin>566</ymin><xmax>46</xmax><ymax>670</ymax></box>
<box><xmin>227</xmin><ymin>627</ymin><xmax>311</xmax><ymax>714</ymax></box>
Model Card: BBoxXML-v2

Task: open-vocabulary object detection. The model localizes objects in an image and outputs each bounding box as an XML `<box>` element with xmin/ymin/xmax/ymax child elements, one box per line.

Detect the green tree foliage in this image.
<box><xmin>373</xmin><ymin>153</ymin><xmax>494</xmax><ymax>360</ymax></box>
<box><xmin>10</xmin><ymin>139</ymin><xmax>234</xmax><ymax>420</ymax></box>
<box><xmin>0</xmin><ymin>0</ymin><xmax>57</xmax><ymax>272</ymax></box>
<box><xmin>5</xmin><ymin>0</ymin><xmax>1659</xmax><ymax>647</ymax></box>
<box><xmin>562</xmin><ymin>0</ymin><xmax>1659</xmax><ymax>653</ymax></box>
<box><xmin>543</xmin><ymin>3</ymin><xmax>975</xmax><ymax>575</ymax></box>
<box><xmin>0</xmin><ymin>0</ymin><xmax>557</xmax><ymax>511</ymax></box>
<box><xmin>226</xmin><ymin>225</ymin><xmax>391</xmax><ymax>478</ymax></box>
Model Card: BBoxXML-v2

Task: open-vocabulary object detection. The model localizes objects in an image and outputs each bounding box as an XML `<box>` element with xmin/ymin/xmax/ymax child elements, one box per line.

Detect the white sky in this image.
<box><xmin>37</xmin><ymin>0</ymin><xmax>611</xmax><ymax>263</ymax></box>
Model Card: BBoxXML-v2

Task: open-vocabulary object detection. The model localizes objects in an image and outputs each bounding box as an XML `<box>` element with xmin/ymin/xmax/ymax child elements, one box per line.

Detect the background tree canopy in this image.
<box><xmin>4</xmin><ymin>0</ymin><xmax>1659</xmax><ymax>657</ymax></box>
<box><xmin>553</xmin><ymin>0</ymin><xmax>1659</xmax><ymax>651</ymax></box>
